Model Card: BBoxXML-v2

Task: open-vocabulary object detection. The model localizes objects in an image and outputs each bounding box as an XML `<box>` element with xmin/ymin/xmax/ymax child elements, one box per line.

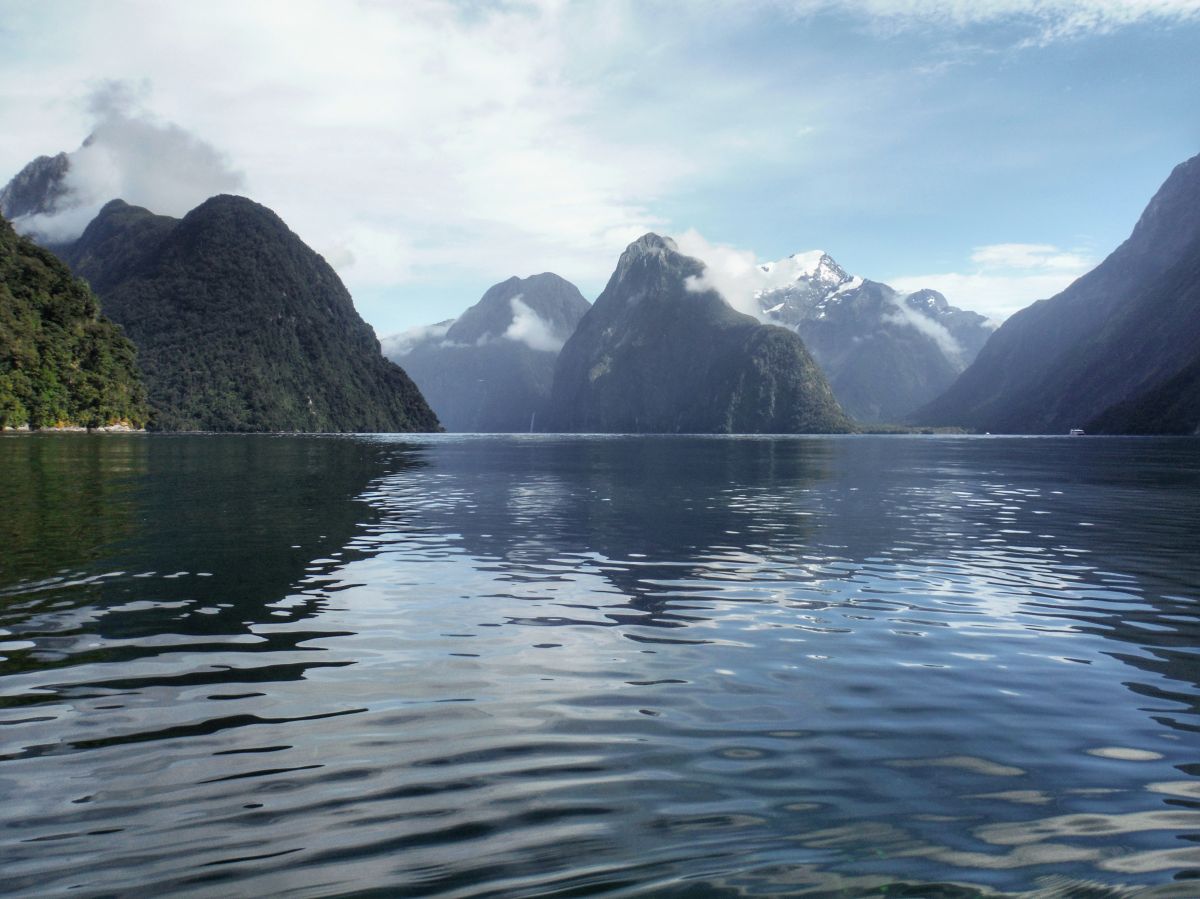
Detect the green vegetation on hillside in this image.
<box><xmin>0</xmin><ymin>215</ymin><xmax>148</xmax><ymax>429</ymax></box>
<box><xmin>67</xmin><ymin>196</ymin><xmax>439</xmax><ymax>433</ymax></box>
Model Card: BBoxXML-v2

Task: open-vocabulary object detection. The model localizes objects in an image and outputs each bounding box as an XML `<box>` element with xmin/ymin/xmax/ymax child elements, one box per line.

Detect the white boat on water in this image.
<box><xmin>1069</xmin><ymin>428</ymin><xmax>1086</xmax><ymax>436</ymax></box>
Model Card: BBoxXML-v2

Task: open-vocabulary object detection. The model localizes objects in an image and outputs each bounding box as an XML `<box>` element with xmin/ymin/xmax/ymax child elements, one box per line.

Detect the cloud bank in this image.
<box><xmin>675</xmin><ymin>229</ymin><xmax>801</xmax><ymax>319</ymax></box>
<box><xmin>889</xmin><ymin>241</ymin><xmax>1095</xmax><ymax>322</ymax></box>
<box><xmin>15</xmin><ymin>81</ymin><xmax>245</xmax><ymax>242</ymax></box>
<box><xmin>2</xmin><ymin>0</ymin><xmax>1190</xmax><ymax>334</ymax></box>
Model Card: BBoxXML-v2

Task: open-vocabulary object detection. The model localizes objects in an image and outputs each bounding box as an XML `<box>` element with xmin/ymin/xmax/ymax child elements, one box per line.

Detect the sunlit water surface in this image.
<box><xmin>1</xmin><ymin>434</ymin><xmax>1198</xmax><ymax>897</ymax></box>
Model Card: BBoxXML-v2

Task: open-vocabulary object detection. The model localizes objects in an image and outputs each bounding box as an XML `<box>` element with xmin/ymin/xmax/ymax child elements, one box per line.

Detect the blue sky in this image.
<box><xmin>1</xmin><ymin>0</ymin><xmax>1198</xmax><ymax>335</ymax></box>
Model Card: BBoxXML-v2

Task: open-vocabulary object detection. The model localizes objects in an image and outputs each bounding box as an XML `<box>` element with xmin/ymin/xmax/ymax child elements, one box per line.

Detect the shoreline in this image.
<box><xmin>1</xmin><ymin>424</ymin><xmax>146</xmax><ymax>434</ymax></box>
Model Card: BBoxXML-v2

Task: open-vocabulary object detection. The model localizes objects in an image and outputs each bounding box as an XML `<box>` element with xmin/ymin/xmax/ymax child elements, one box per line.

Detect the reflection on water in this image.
<box><xmin>1</xmin><ymin>433</ymin><xmax>1198</xmax><ymax>897</ymax></box>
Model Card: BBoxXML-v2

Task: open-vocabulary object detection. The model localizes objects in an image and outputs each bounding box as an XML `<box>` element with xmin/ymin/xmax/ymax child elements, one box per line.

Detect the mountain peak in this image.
<box><xmin>627</xmin><ymin>233</ymin><xmax>678</xmax><ymax>255</ymax></box>
<box><xmin>62</xmin><ymin>194</ymin><xmax>440</xmax><ymax>432</ymax></box>
<box><xmin>186</xmin><ymin>193</ymin><xmax>277</xmax><ymax>220</ymax></box>
<box><xmin>441</xmin><ymin>271</ymin><xmax>590</xmax><ymax>349</ymax></box>
<box><xmin>758</xmin><ymin>250</ymin><xmax>848</xmax><ymax>287</ymax></box>
<box><xmin>606</xmin><ymin>232</ymin><xmax>700</xmax><ymax>296</ymax></box>
<box><xmin>0</xmin><ymin>152</ymin><xmax>71</xmax><ymax>221</ymax></box>
<box><xmin>387</xmin><ymin>273</ymin><xmax>589</xmax><ymax>431</ymax></box>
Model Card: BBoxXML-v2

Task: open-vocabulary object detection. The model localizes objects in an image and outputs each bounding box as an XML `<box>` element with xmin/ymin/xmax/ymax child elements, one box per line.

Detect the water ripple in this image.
<box><xmin>1</xmin><ymin>434</ymin><xmax>1198</xmax><ymax>896</ymax></box>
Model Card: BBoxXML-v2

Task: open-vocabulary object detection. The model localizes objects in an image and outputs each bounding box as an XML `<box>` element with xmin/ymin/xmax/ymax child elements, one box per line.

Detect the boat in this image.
<box><xmin>1069</xmin><ymin>428</ymin><xmax>1085</xmax><ymax>436</ymax></box>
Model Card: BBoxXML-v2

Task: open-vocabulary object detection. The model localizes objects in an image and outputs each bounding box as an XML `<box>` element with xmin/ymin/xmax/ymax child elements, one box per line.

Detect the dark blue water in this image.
<box><xmin>1</xmin><ymin>434</ymin><xmax>1198</xmax><ymax>897</ymax></box>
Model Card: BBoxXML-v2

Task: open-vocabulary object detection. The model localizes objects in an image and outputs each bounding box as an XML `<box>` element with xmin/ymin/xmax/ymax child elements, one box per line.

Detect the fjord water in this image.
<box><xmin>1</xmin><ymin>435</ymin><xmax>1198</xmax><ymax>897</ymax></box>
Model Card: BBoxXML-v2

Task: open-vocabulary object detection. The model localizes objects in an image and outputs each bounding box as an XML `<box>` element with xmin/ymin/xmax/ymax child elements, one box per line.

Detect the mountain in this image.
<box><xmin>61</xmin><ymin>196</ymin><xmax>440</xmax><ymax>432</ymax></box>
<box><xmin>0</xmin><ymin>152</ymin><xmax>71</xmax><ymax>221</ymax></box>
<box><xmin>0</xmin><ymin>214</ymin><xmax>148</xmax><ymax>429</ymax></box>
<box><xmin>1087</xmin><ymin>354</ymin><xmax>1200</xmax><ymax>435</ymax></box>
<box><xmin>916</xmin><ymin>152</ymin><xmax>1200</xmax><ymax>435</ymax></box>
<box><xmin>544</xmin><ymin>234</ymin><xmax>851</xmax><ymax>434</ymax></box>
<box><xmin>384</xmin><ymin>273</ymin><xmax>590</xmax><ymax>432</ymax></box>
<box><xmin>754</xmin><ymin>251</ymin><xmax>994</xmax><ymax>423</ymax></box>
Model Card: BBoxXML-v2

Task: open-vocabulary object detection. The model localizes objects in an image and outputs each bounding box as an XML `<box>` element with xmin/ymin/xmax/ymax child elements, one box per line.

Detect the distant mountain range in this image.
<box><xmin>1</xmin><ymin>213</ymin><xmax>148</xmax><ymax>430</ymax></box>
<box><xmin>754</xmin><ymin>251</ymin><xmax>993</xmax><ymax>423</ymax></box>
<box><xmin>6</xmin><ymin>138</ymin><xmax>1199</xmax><ymax>436</ymax></box>
<box><xmin>545</xmin><ymin>234</ymin><xmax>851</xmax><ymax>433</ymax></box>
<box><xmin>385</xmin><ymin>273</ymin><xmax>589</xmax><ymax>432</ymax></box>
<box><xmin>917</xmin><ymin>152</ymin><xmax>1200</xmax><ymax>435</ymax></box>
<box><xmin>60</xmin><ymin>196</ymin><xmax>439</xmax><ymax>432</ymax></box>
<box><xmin>391</xmin><ymin>244</ymin><xmax>988</xmax><ymax>433</ymax></box>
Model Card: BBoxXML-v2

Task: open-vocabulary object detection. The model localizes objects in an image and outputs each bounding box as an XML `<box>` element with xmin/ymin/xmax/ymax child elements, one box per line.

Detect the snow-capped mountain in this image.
<box><xmin>752</xmin><ymin>251</ymin><xmax>994</xmax><ymax>423</ymax></box>
<box><xmin>755</xmin><ymin>251</ymin><xmax>861</xmax><ymax>322</ymax></box>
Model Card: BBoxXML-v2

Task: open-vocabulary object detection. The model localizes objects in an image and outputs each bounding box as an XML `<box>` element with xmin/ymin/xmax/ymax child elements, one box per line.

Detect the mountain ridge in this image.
<box><xmin>916</xmin><ymin>152</ymin><xmax>1200</xmax><ymax>434</ymax></box>
<box><xmin>63</xmin><ymin>194</ymin><xmax>440</xmax><ymax>432</ymax></box>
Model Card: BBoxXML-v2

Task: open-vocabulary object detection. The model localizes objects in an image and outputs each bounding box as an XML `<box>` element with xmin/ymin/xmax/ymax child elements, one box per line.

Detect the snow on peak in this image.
<box><xmin>671</xmin><ymin>230</ymin><xmax>858</xmax><ymax>322</ymax></box>
<box><xmin>789</xmin><ymin>250</ymin><xmax>828</xmax><ymax>274</ymax></box>
<box><xmin>834</xmin><ymin>275</ymin><xmax>864</xmax><ymax>296</ymax></box>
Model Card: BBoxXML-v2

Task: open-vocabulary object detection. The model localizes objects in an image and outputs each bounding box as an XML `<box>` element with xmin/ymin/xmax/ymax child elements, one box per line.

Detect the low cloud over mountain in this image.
<box><xmin>1</xmin><ymin>81</ymin><xmax>244</xmax><ymax>244</ymax></box>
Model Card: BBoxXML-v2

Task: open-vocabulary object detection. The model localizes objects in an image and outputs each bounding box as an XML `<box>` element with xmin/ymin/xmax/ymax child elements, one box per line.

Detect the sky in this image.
<box><xmin>1</xmin><ymin>0</ymin><xmax>1198</xmax><ymax>337</ymax></box>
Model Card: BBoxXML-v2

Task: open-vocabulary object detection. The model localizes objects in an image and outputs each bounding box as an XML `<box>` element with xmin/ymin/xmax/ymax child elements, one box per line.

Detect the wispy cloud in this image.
<box><xmin>882</xmin><ymin>300</ymin><xmax>963</xmax><ymax>360</ymax></box>
<box><xmin>380</xmin><ymin>320</ymin><xmax>453</xmax><ymax>359</ymax></box>
<box><xmin>2</xmin><ymin>0</ymin><xmax>1193</xmax><ymax>335</ymax></box>
<box><xmin>776</xmin><ymin>0</ymin><xmax>1200</xmax><ymax>41</ymax></box>
<box><xmin>0</xmin><ymin>1</ymin><xmax>678</xmax><ymax>319</ymax></box>
<box><xmin>969</xmin><ymin>243</ymin><xmax>1093</xmax><ymax>270</ymax></box>
<box><xmin>889</xmin><ymin>241</ymin><xmax>1096</xmax><ymax>322</ymax></box>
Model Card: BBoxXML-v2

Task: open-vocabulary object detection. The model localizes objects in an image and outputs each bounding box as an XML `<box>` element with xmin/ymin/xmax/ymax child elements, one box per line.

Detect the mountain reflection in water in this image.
<box><xmin>0</xmin><ymin>433</ymin><xmax>1198</xmax><ymax>897</ymax></box>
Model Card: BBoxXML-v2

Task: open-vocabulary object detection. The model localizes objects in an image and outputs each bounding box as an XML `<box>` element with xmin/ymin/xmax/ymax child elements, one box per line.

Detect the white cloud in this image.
<box><xmin>383</xmin><ymin>295</ymin><xmax>568</xmax><ymax>355</ymax></box>
<box><xmin>0</xmin><ymin>1</ymin><xmax>683</xmax><ymax>329</ymax></box>
<box><xmin>778</xmin><ymin>0</ymin><xmax>1200</xmax><ymax>40</ymax></box>
<box><xmin>674</xmin><ymin>229</ymin><xmax>838</xmax><ymax>319</ymax></box>
<box><xmin>889</xmin><ymin>241</ymin><xmax>1095</xmax><ymax>321</ymax></box>
<box><xmin>675</xmin><ymin>230</ymin><xmax>774</xmax><ymax>319</ymax></box>
<box><xmin>883</xmin><ymin>299</ymin><xmax>963</xmax><ymax>360</ymax></box>
<box><xmin>969</xmin><ymin>243</ymin><xmax>1092</xmax><ymax>271</ymax></box>
<box><xmin>0</xmin><ymin>0</ymin><xmax>1189</xmax><ymax>334</ymax></box>
<box><xmin>15</xmin><ymin>204</ymin><xmax>105</xmax><ymax>245</ymax></box>
<box><xmin>503</xmin><ymin>296</ymin><xmax>565</xmax><ymax>352</ymax></box>
<box><xmin>10</xmin><ymin>80</ymin><xmax>245</xmax><ymax>242</ymax></box>
<box><xmin>380</xmin><ymin>319</ymin><xmax>453</xmax><ymax>359</ymax></box>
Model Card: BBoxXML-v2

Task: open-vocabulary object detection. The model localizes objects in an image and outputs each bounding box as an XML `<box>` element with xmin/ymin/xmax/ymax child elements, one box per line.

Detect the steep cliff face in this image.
<box><xmin>544</xmin><ymin>234</ymin><xmax>851</xmax><ymax>434</ymax></box>
<box><xmin>0</xmin><ymin>214</ymin><xmax>148</xmax><ymax>429</ymax></box>
<box><xmin>917</xmin><ymin>152</ymin><xmax>1200</xmax><ymax>434</ymax></box>
<box><xmin>63</xmin><ymin>195</ymin><xmax>439</xmax><ymax>432</ymax></box>
<box><xmin>387</xmin><ymin>273</ymin><xmax>589</xmax><ymax>432</ymax></box>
